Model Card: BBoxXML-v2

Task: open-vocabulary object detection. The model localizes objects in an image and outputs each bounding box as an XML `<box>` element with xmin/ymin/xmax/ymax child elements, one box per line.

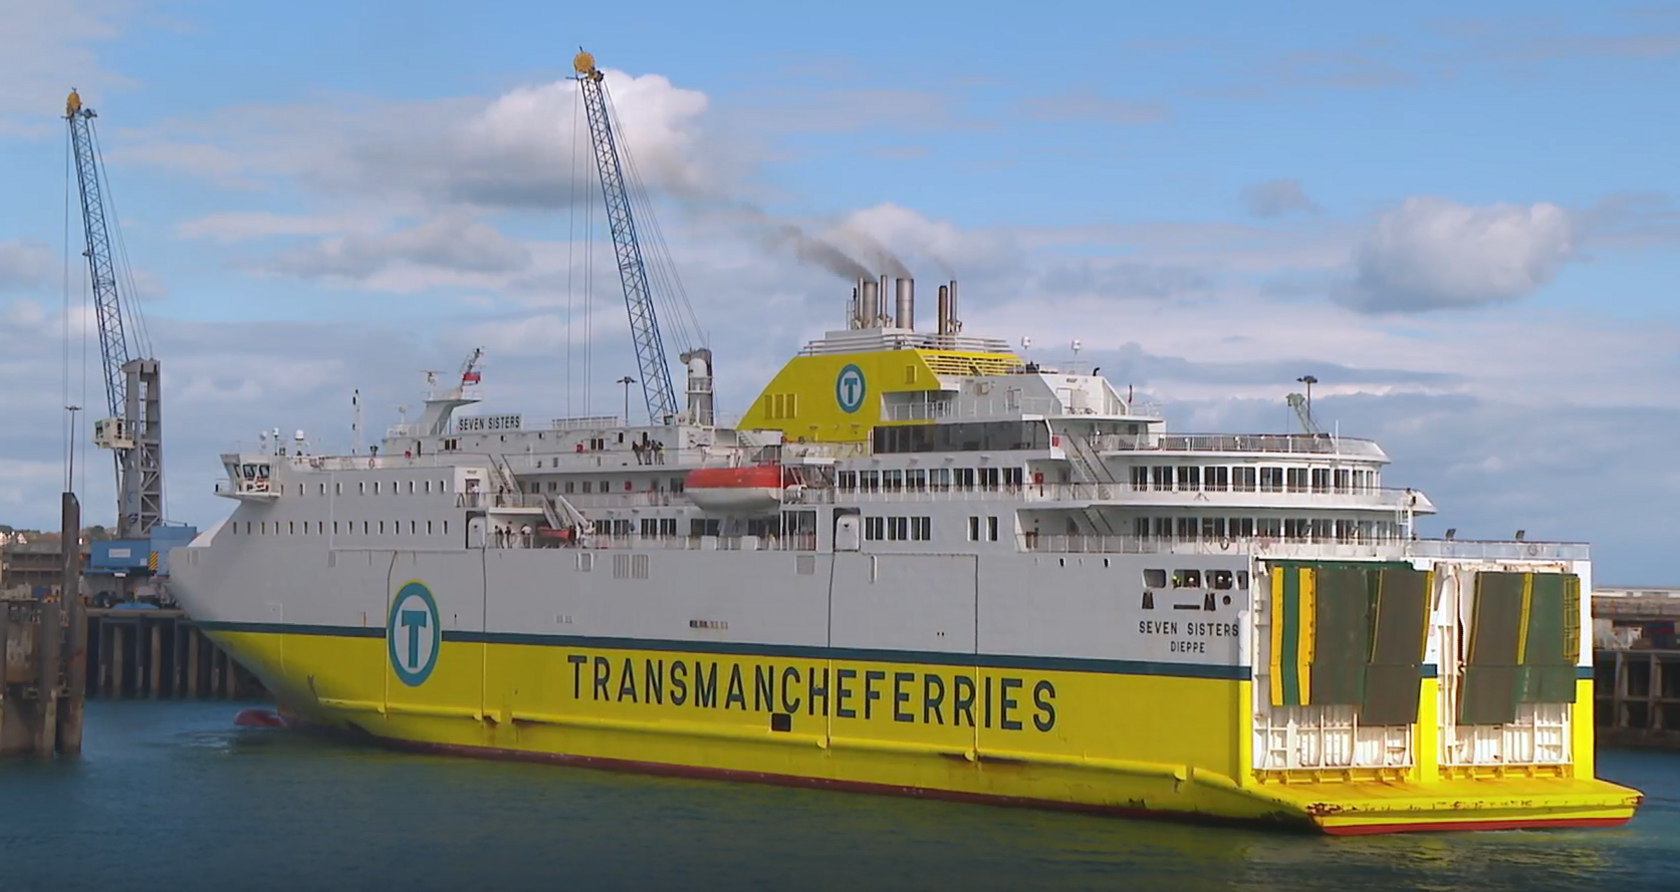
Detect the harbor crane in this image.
<box><xmin>572</xmin><ymin>50</ymin><xmax>712</xmax><ymax>427</ymax></box>
<box><xmin>66</xmin><ymin>90</ymin><xmax>164</xmax><ymax>539</ymax></box>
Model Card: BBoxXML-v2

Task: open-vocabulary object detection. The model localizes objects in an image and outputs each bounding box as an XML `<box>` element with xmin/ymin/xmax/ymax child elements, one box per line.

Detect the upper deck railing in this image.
<box><xmin>1020</xmin><ymin>534</ymin><xmax>1589</xmax><ymax>562</ymax></box>
<box><xmin>1091</xmin><ymin>432</ymin><xmax>1387</xmax><ymax>459</ymax></box>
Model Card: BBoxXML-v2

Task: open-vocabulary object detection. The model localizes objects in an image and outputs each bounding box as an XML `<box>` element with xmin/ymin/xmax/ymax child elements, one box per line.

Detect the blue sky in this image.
<box><xmin>1</xmin><ymin>0</ymin><xmax>1677</xmax><ymax>582</ymax></box>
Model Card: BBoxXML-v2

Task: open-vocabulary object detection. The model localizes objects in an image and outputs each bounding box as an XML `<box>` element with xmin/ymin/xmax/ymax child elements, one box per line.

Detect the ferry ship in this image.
<box><xmin>170</xmin><ymin>271</ymin><xmax>1642</xmax><ymax>835</ymax></box>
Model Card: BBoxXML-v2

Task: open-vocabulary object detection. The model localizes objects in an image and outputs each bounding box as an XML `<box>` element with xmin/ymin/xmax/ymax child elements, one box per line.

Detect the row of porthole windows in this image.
<box><xmin>229</xmin><ymin>519</ymin><xmax>452</xmax><ymax>536</ymax></box>
<box><xmin>525</xmin><ymin>477</ymin><xmax>687</xmax><ymax>495</ymax></box>
<box><xmin>289</xmin><ymin>479</ymin><xmax>454</xmax><ymax>497</ymax></box>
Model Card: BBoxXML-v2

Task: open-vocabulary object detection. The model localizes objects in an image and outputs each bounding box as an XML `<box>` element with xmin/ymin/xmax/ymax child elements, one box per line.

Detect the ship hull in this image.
<box><xmin>200</xmin><ymin>623</ymin><xmax>1640</xmax><ymax>836</ymax></box>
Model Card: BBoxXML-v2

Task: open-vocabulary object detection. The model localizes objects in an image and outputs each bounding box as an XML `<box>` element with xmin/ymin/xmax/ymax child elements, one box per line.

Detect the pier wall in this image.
<box><xmin>85</xmin><ymin>609</ymin><xmax>266</xmax><ymax>701</ymax></box>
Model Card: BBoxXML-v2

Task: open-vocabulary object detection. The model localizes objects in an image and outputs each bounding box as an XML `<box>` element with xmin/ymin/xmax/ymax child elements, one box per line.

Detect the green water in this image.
<box><xmin>1</xmin><ymin>702</ymin><xmax>1674</xmax><ymax>891</ymax></box>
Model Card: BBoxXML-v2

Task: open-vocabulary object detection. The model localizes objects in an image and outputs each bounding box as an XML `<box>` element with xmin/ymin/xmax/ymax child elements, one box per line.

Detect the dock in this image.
<box><xmin>84</xmin><ymin>608</ymin><xmax>262</xmax><ymax>700</ymax></box>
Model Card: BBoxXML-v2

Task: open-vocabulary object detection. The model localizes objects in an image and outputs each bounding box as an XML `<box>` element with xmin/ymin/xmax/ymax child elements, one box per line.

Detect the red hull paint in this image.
<box><xmin>278</xmin><ymin>714</ymin><xmax>1626</xmax><ymax>837</ymax></box>
<box><xmin>1322</xmin><ymin>816</ymin><xmax>1632</xmax><ymax>836</ymax></box>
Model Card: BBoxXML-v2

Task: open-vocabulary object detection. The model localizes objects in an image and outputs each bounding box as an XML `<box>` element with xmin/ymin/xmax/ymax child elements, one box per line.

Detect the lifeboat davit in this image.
<box><xmin>684</xmin><ymin>465</ymin><xmax>789</xmax><ymax>515</ymax></box>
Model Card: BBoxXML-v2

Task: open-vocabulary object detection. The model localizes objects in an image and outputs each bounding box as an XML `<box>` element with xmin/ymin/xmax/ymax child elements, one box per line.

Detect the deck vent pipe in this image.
<box><xmin>895</xmin><ymin>278</ymin><xmax>914</xmax><ymax>331</ymax></box>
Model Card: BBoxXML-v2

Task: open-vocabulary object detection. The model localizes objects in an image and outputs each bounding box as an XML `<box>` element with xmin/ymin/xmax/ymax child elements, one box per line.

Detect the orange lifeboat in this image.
<box><xmin>684</xmin><ymin>465</ymin><xmax>789</xmax><ymax>514</ymax></box>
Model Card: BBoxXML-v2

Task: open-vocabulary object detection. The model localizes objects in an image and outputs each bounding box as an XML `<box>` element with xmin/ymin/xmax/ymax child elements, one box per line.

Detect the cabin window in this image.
<box><xmin>865</xmin><ymin>517</ymin><xmax>884</xmax><ymax>541</ymax></box>
<box><xmin>1333</xmin><ymin>468</ymin><xmax>1351</xmax><ymax>493</ymax></box>
<box><xmin>1202</xmin><ymin>517</ymin><xmax>1226</xmax><ymax>539</ymax></box>
<box><xmin>953</xmin><ymin>468</ymin><xmax>976</xmax><ymax>491</ymax></box>
<box><xmin>1172</xmin><ymin>570</ymin><xmax>1202</xmax><ymax>589</ymax></box>
<box><xmin>859</xmin><ymin>471</ymin><xmax>880</xmax><ymax>492</ymax></box>
<box><xmin>1210</xmin><ymin>570</ymin><xmax>1234</xmax><ymax>590</ymax></box>
<box><xmin>1229</xmin><ymin>517</ymin><xmax>1255</xmax><ymax>537</ymax></box>
<box><xmin>1286</xmin><ymin>468</ymin><xmax>1308</xmax><ymax>493</ymax></box>
<box><xmin>335</xmin><ymin>482</ymin><xmax>342</xmax><ymax>495</ymax></box>
<box><xmin>928</xmin><ymin>468</ymin><xmax>950</xmax><ymax>491</ymax></box>
<box><xmin>883</xmin><ymin>470</ymin><xmax>903</xmax><ymax>492</ymax></box>
<box><xmin>1310</xmin><ymin>468</ymin><xmax>1330</xmax><ymax>493</ymax></box>
<box><xmin>1260</xmin><ymin>467</ymin><xmax>1284</xmax><ymax>493</ymax></box>
<box><xmin>358</xmin><ymin>481</ymin><xmax>366</xmax><ymax>495</ymax></box>
<box><xmin>444</xmin><ymin>521</ymin><xmax>450</xmax><ymax>534</ymax></box>
<box><xmin>318</xmin><ymin>483</ymin><xmax>326</xmax><ymax>495</ymax></box>
<box><xmin>1153</xmin><ymin>517</ymin><xmax>1171</xmax><ymax>538</ymax></box>
<box><xmin>410</xmin><ymin>521</ymin><xmax>417</xmax><ymax>534</ymax></box>
<box><xmin>1204</xmin><ymin>466</ymin><xmax>1229</xmax><ymax>492</ymax></box>
<box><xmin>1130</xmin><ymin>466</ymin><xmax>1149</xmax><ymax>491</ymax></box>
<box><xmin>1237</xmin><ymin>571</ymin><xmax>1250</xmax><ymax>589</ymax></box>
<box><xmin>1143</xmin><ymin>569</ymin><xmax>1168</xmax><ymax>588</ymax></box>
<box><xmin>979</xmin><ymin>467</ymin><xmax>1000</xmax><ymax>491</ymax></box>
<box><xmin>911</xmin><ymin>517</ymin><xmax>931</xmax><ymax>541</ymax></box>
<box><xmin>837</xmin><ymin>471</ymin><xmax>858</xmax><ymax>491</ymax></box>
<box><xmin>408</xmin><ymin>480</ymin><xmax>416</xmax><ymax>494</ymax></box>
<box><xmin>1233</xmin><ymin>467</ymin><xmax>1257</xmax><ymax>492</ymax></box>
<box><xmin>1133</xmin><ymin>517</ymin><xmax>1149</xmax><ymax>538</ymax></box>
<box><xmin>1151</xmin><ymin>466</ymin><xmax>1172</xmax><ymax>492</ymax></box>
<box><xmin>1176</xmin><ymin>466</ymin><xmax>1200</xmax><ymax>492</ymax></box>
<box><xmin>564</xmin><ymin>481</ymin><xmax>575</xmax><ymax>493</ymax></box>
<box><xmin>1258</xmin><ymin>518</ymin><xmax>1282</xmax><ymax>538</ymax></box>
<box><xmin>967</xmin><ymin>516</ymin><xmax>980</xmax><ymax>541</ymax></box>
<box><xmin>906</xmin><ymin>469</ymin><xmax>927</xmax><ymax>491</ymax></box>
<box><xmin>379</xmin><ymin>521</ymin><xmax>385</xmax><ymax>535</ymax></box>
<box><xmin>333</xmin><ymin>521</ymin><xmax>339</xmax><ymax>534</ymax></box>
<box><xmin>583</xmin><ymin>481</ymin><xmax>594</xmax><ymax>494</ymax></box>
<box><xmin>986</xmin><ymin>516</ymin><xmax>999</xmax><ymax>541</ymax></box>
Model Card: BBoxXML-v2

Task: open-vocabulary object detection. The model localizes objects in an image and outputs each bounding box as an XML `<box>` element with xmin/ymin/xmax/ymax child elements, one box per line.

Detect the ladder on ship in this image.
<box><xmin>1060</xmin><ymin>432</ymin><xmax>1121</xmax><ymax>536</ymax></box>
<box><xmin>492</xmin><ymin>454</ymin><xmax>594</xmax><ymax>537</ymax></box>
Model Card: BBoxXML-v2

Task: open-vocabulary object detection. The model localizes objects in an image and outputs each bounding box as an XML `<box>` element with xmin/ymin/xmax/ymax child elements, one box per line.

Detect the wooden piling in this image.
<box><xmin>112</xmin><ymin>623</ymin><xmax>125</xmax><ymax>698</ymax></box>
<box><xmin>149</xmin><ymin>621</ymin><xmax>162</xmax><ymax>699</ymax></box>
<box><xmin>57</xmin><ymin>598</ymin><xmax>86</xmax><ymax>754</ymax></box>
<box><xmin>188</xmin><ymin>629</ymin><xmax>200</xmax><ymax>697</ymax></box>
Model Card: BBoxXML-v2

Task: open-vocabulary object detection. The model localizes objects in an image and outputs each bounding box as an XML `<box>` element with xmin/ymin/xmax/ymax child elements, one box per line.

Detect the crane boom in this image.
<box><xmin>66</xmin><ymin>90</ymin><xmax>164</xmax><ymax>539</ymax></box>
<box><xmin>66</xmin><ymin>91</ymin><xmax>130</xmax><ymax>420</ymax></box>
<box><xmin>572</xmin><ymin>51</ymin><xmax>679</xmax><ymax>424</ymax></box>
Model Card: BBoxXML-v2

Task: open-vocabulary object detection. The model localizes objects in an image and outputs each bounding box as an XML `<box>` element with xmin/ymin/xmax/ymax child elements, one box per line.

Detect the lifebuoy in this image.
<box><xmin>1033</xmin><ymin>471</ymin><xmax>1045</xmax><ymax>485</ymax></box>
<box><xmin>1526</xmin><ymin>544</ymin><xmax>1538</xmax><ymax>556</ymax></box>
<box><xmin>1220</xmin><ymin>537</ymin><xmax>1231</xmax><ymax>551</ymax></box>
<box><xmin>367</xmin><ymin>459</ymin><xmax>376</xmax><ymax>469</ymax></box>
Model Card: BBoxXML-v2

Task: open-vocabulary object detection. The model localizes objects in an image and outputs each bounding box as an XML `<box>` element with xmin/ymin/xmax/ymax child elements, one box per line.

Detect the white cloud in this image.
<box><xmin>0</xmin><ymin>240</ymin><xmax>51</xmax><ymax>291</ymax></box>
<box><xmin>122</xmin><ymin>69</ymin><xmax>718</xmax><ymax>212</ymax></box>
<box><xmin>266</xmin><ymin>215</ymin><xmax>533</xmax><ymax>282</ymax></box>
<box><xmin>1334</xmin><ymin>196</ymin><xmax>1575</xmax><ymax>313</ymax></box>
<box><xmin>1241</xmin><ymin>178</ymin><xmax>1320</xmax><ymax>218</ymax></box>
<box><xmin>0</xmin><ymin>0</ymin><xmax>134</xmax><ymax>133</ymax></box>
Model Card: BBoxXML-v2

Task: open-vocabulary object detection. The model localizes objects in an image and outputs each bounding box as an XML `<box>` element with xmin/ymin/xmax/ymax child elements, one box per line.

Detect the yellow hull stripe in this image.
<box><xmin>204</xmin><ymin>628</ymin><xmax>1640</xmax><ymax>833</ymax></box>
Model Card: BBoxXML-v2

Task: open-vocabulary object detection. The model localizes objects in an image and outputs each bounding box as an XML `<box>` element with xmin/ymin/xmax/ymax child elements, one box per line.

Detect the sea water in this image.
<box><xmin>0</xmin><ymin>701</ymin><xmax>1673</xmax><ymax>891</ymax></box>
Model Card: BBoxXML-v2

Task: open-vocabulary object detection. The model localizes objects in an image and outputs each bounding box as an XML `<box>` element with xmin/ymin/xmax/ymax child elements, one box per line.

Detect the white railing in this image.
<box><xmin>483</xmin><ymin>533</ymin><xmax>820</xmax><ymax>553</ymax></box>
<box><xmin>549</xmin><ymin>415</ymin><xmax>623</xmax><ymax>431</ymax></box>
<box><xmin>1018</xmin><ymin>534</ymin><xmax>1589</xmax><ymax>561</ymax></box>
<box><xmin>1092</xmin><ymin>432</ymin><xmax>1388</xmax><ymax>459</ymax></box>
<box><xmin>798</xmin><ymin>482</ymin><xmax>1429</xmax><ymax>510</ymax></box>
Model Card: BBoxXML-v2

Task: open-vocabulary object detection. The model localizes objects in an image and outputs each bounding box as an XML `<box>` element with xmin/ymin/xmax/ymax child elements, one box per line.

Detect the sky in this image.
<box><xmin>0</xmin><ymin>0</ymin><xmax>1676</xmax><ymax>583</ymax></box>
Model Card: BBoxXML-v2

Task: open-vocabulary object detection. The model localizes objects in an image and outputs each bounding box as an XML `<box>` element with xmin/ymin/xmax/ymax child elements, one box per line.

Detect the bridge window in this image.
<box><xmin>1334</xmin><ymin>468</ymin><xmax>1351</xmax><ymax>493</ymax></box>
<box><xmin>1260</xmin><ymin>467</ymin><xmax>1284</xmax><ymax>493</ymax></box>
<box><xmin>1143</xmin><ymin>569</ymin><xmax>1167</xmax><ymax>588</ymax></box>
<box><xmin>1310</xmin><ymin>468</ymin><xmax>1330</xmax><ymax>493</ymax></box>
<box><xmin>1210</xmin><ymin>570</ymin><xmax>1234</xmax><ymax>590</ymax></box>
<box><xmin>1172</xmin><ymin>570</ymin><xmax>1201</xmax><ymax>588</ymax></box>
<box><xmin>872</xmin><ymin>420</ymin><xmax>1050</xmax><ymax>454</ymax></box>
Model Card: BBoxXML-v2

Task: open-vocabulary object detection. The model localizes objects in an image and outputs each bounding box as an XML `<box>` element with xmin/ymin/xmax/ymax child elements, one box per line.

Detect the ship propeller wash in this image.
<box><xmin>168</xmin><ymin>53</ymin><xmax>1641</xmax><ymax>836</ymax></box>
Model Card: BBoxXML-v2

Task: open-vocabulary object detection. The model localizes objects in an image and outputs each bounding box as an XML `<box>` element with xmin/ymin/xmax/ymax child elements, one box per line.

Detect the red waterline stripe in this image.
<box><xmin>276</xmin><ymin>716</ymin><xmax>1629</xmax><ymax>838</ymax></box>
<box><xmin>1321</xmin><ymin>816</ymin><xmax>1632</xmax><ymax>836</ymax></box>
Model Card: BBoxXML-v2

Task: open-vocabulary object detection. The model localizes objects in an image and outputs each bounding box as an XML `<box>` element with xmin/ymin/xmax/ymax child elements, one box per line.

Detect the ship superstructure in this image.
<box><xmin>174</xmin><ymin>270</ymin><xmax>1640</xmax><ymax>835</ymax></box>
<box><xmin>168</xmin><ymin>49</ymin><xmax>1639</xmax><ymax>835</ymax></box>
